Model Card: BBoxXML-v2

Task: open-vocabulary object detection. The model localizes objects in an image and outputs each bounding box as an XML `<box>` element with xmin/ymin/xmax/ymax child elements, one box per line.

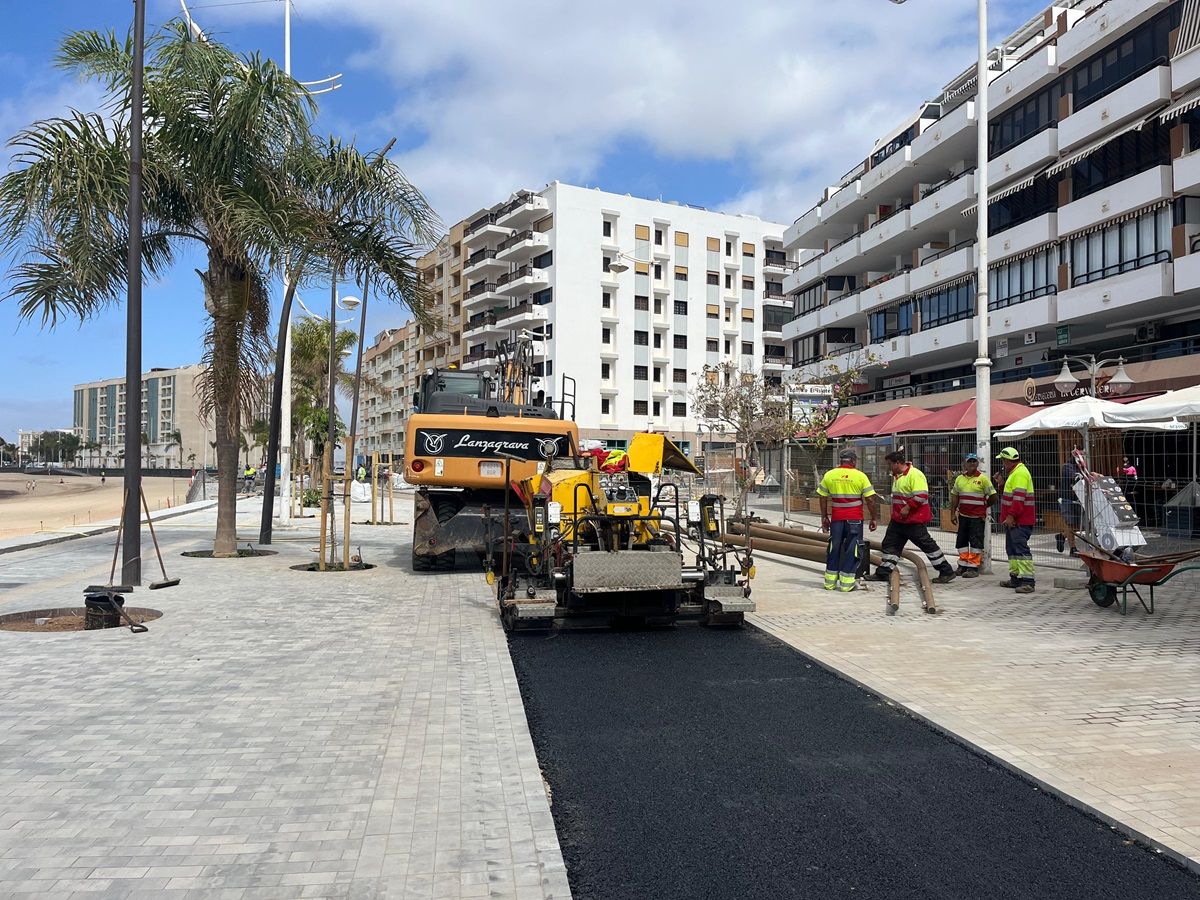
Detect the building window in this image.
<box><xmin>653</xmin><ymin>332</ymin><xmax>663</xmax><ymax>349</ymax></box>
<box><xmin>673</xmin><ymin>402</ymin><xmax>687</xmax><ymax>417</ymax></box>
<box><xmin>795</xmin><ymin>282</ymin><xmax>824</xmax><ymax>316</ymax></box>
<box><xmin>1071</xmin><ymin>7</ymin><xmax>1178</xmax><ymax>111</ymax></box>
<box><xmin>673</xmin><ymin>368</ymin><xmax>688</xmax><ymax>383</ymax></box>
<box><xmin>724</xmin><ymin>339</ymin><xmax>731</xmax><ymax>354</ymax></box>
<box><xmin>603</xmin><ymin>219</ymin><xmax>613</xmax><ymax>238</ymax></box>
<box><xmin>917</xmin><ymin>279</ymin><xmax>975</xmax><ymax>330</ymax></box>
<box><xmin>724</xmin><ymin>273</ymin><xmax>733</xmax><ymax>290</ymax></box>
<box><xmin>741</xmin><ymin>341</ymin><xmax>754</xmax><ymax>355</ymax></box>
<box><xmin>635</xmin><ymin>330</ymin><xmax>649</xmax><ymax>346</ymax></box>
<box><xmin>989</xmin><ymin>79</ymin><xmax>1064</xmax><ymax>158</ymax></box>
<box><xmin>673</xmin><ymin>301</ymin><xmax>688</xmax><ymax>316</ymax></box>
<box><xmin>653</xmin><ymin>367</ymin><xmax>662</xmax><ymax>383</ymax></box>
<box><xmin>602</xmin><ymin>291</ymin><xmax>612</xmax><ymax>309</ymax></box>
<box><xmin>1068</xmin><ymin>205</ymin><xmax>1171</xmax><ymax>287</ymax></box>
<box><xmin>634</xmin><ymin>400</ymin><xmax>649</xmax><ymax>415</ymax></box>
<box><xmin>706</xmin><ymin>305</ymin><xmax>719</xmax><ymax>320</ymax></box>
<box><xmin>793</xmin><ymin>334</ymin><xmax>821</xmax><ymax>366</ymax></box>
<box><xmin>673</xmin><ymin>335</ymin><xmax>688</xmax><ymax>349</ymax></box>
<box><xmin>653</xmin><ymin>401</ymin><xmax>662</xmax><ymax>417</ymax></box>
<box><xmin>1069</xmin><ymin>121</ymin><xmax>1171</xmax><ymax>201</ymax></box>
<box><xmin>654</xmin><ymin>228</ymin><xmax>664</xmax><ymax>246</ymax></box>
<box><xmin>742</xmin><ymin>242</ymin><xmax>755</xmax><ymax>258</ymax></box>
<box><xmin>533</xmin><ymin>250</ymin><xmax>553</xmax><ymax>269</ymax></box>
<box><xmin>654</xmin><ymin>263</ymin><xmax>662</xmax><ymax>280</ymax></box>
<box><xmin>635</xmin><ymin>295</ymin><xmax>650</xmax><ymax>311</ymax></box>
<box><xmin>602</xmin><ymin>398</ymin><xmax>611</xmax><ymax>415</ymax></box>
<box><xmin>602</xmin><ymin>256</ymin><xmax>612</xmax><ymax>272</ymax></box>
<box><xmin>602</xmin><ymin>327</ymin><xmax>611</xmax><ymax>344</ymax></box>
<box><xmin>989</xmin><ymin>175</ymin><xmax>1058</xmax><ymax>236</ymax></box>
<box><xmin>674</xmin><ymin>267</ymin><xmax>688</xmax><ymax>282</ymax></box>
<box><xmin>725</xmin><ymin>240</ymin><xmax>733</xmax><ymax>256</ymax></box>
<box><xmin>707</xmin><ymin>271</ymin><xmax>719</xmax><ymax>286</ymax></box>
<box><xmin>675</xmin><ymin>231</ymin><xmax>689</xmax><ymax>247</ymax></box>
<box><xmin>634</xmin><ymin>365</ymin><xmax>648</xmax><ymax>381</ymax></box>
<box><xmin>533</xmin><ymin>287</ymin><xmax>552</xmax><ymax>305</ymax></box>
<box><xmin>989</xmin><ymin>245</ymin><xmax>1059</xmax><ymax>310</ymax></box>
<box><xmin>706</xmin><ymin>339</ymin><xmax>719</xmax><ymax>352</ymax></box>
<box><xmin>601</xmin><ymin>362</ymin><xmax>611</xmax><ymax>379</ymax></box>
<box><xmin>741</xmin><ymin>276</ymin><xmax>754</xmax><ymax>290</ymax></box>
<box><xmin>654</xmin><ymin>297</ymin><xmax>663</xmax><ymax>315</ymax></box>
<box><xmin>868</xmin><ymin>301</ymin><xmax>914</xmax><ymax>343</ymax></box>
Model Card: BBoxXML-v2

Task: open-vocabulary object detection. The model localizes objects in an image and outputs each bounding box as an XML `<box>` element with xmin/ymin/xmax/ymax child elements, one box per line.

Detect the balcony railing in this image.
<box><xmin>762</xmin><ymin>288</ymin><xmax>787</xmax><ymax>300</ymax></box>
<box><xmin>497</xmin><ymin>264</ymin><xmax>538</xmax><ymax>286</ymax></box>
<box><xmin>466</xmin><ymin>312</ymin><xmax>496</xmax><ymax>329</ymax></box>
<box><xmin>467</xmin><ymin>281</ymin><xmax>498</xmax><ymax>298</ymax></box>
<box><xmin>464</xmin><ymin>212</ymin><xmax>498</xmax><ymax>237</ymax></box>
<box><xmin>762</xmin><ymin>354</ymin><xmax>789</xmax><ymax>366</ymax></box>
<box><xmin>498</xmin><ymin>229</ymin><xmax>536</xmax><ymax>252</ymax></box>
<box><xmin>1070</xmin><ymin>250</ymin><xmax>1171</xmax><ymax>288</ymax></box>
<box><xmin>463</xmin><ymin>349</ymin><xmax>497</xmax><ymax>364</ymax></box>
<box><xmin>923</xmin><ymin>239</ymin><xmax>974</xmax><ymax>264</ymax></box>
<box><xmin>763</xmin><ymin>254</ymin><xmax>797</xmax><ymax>270</ymax></box>
<box><xmin>466</xmin><ymin>248</ymin><xmax>496</xmax><ymax>267</ymax></box>
<box><xmin>496</xmin><ymin>190</ymin><xmax>536</xmax><ymax>218</ymax></box>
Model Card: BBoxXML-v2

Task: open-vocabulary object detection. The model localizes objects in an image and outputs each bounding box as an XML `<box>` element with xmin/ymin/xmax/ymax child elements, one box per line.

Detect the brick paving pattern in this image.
<box><xmin>0</xmin><ymin>500</ymin><xmax>569</xmax><ymax>899</ymax></box>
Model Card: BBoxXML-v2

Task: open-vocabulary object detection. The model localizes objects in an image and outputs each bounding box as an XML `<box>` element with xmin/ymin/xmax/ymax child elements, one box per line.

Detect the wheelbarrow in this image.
<box><xmin>1077</xmin><ymin>548</ymin><xmax>1200</xmax><ymax>616</ymax></box>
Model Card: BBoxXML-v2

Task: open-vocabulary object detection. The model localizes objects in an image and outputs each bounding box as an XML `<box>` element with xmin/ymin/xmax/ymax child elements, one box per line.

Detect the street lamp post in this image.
<box><xmin>1053</xmin><ymin>355</ymin><xmax>1135</xmax><ymax>400</ymax></box>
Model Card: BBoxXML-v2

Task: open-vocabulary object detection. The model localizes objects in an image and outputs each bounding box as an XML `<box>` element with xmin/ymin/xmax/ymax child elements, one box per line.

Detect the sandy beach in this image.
<box><xmin>0</xmin><ymin>473</ymin><xmax>190</xmax><ymax>540</ymax></box>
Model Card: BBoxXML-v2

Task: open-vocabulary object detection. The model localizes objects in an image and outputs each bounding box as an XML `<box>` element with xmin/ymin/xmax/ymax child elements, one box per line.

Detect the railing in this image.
<box><xmin>872</xmin><ymin>201</ymin><xmax>912</xmax><ymax>227</ymax></box>
<box><xmin>464</xmin><ymin>212</ymin><xmax>498</xmax><ymax>237</ymax></box>
<box><xmin>466</xmin><ymin>281</ymin><xmax>498</xmax><ymax>298</ymax></box>
<box><xmin>763</xmin><ymin>254</ymin><xmax>797</xmax><ymax>270</ymax></box>
<box><xmin>919</xmin><ymin>167</ymin><xmax>974</xmax><ymax>200</ymax></box>
<box><xmin>792</xmin><ymin>202</ymin><xmax>820</xmax><ymax>226</ymax></box>
<box><xmin>465</xmin><ymin>248</ymin><xmax>495</xmax><ymax>267</ymax></box>
<box><xmin>497</xmin><ymin>301</ymin><xmax>533</xmax><ymax>321</ymax></box>
<box><xmin>989</xmin><ymin>283</ymin><xmax>1055</xmax><ymax>311</ymax></box>
<box><xmin>462</xmin><ymin>349</ymin><xmax>497</xmax><ymax>364</ymax></box>
<box><xmin>922</xmin><ymin>239</ymin><xmax>974</xmax><ymax>265</ymax></box>
<box><xmin>762</xmin><ymin>288</ymin><xmax>787</xmax><ymax>300</ymax></box>
<box><xmin>498</xmin><ymin>229</ymin><xmax>536</xmax><ymax>252</ymax></box>
<box><xmin>496</xmin><ymin>190</ymin><xmax>537</xmax><ymax>218</ymax></box>
<box><xmin>1070</xmin><ymin>250</ymin><xmax>1171</xmax><ymax>287</ymax></box>
<box><xmin>465</xmin><ymin>312</ymin><xmax>496</xmax><ymax>329</ymax></box>
<box><xmin>762</xmin><ymin>354</ymin><xmax>789</xmax><ymax>365</ymax></box>
<box><xmin>497</xmin><ymin>264</ymin><xmax>535</xmax><ymax>286</ymax></box>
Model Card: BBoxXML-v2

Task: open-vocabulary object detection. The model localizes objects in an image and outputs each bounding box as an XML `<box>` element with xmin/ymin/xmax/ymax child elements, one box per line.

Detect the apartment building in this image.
<box><xmin>783</xmin><ymin>0</ymin><xmax>1200</xmax><ymax>414</ymax></box>
<box><xmin>73</xmin><ymin>364</ymin><xmax>210</xmax><ymax>468</ymax></box>
<box><xmin>454</xmin><ymin>182</ymin><xmax>793</xmax><ymax>452</ymax></box>
<box><xmin>361</xmin><ymin>321</ymin><xmax>418</xmax><ymax>457</ymax></box>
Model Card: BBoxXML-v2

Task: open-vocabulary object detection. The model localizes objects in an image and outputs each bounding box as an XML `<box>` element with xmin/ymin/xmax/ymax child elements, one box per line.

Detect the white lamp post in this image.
<box><xmin>1054</xmin><ymin>355</ymin><xmax>1135</xmax><ymax>398</ymax></box>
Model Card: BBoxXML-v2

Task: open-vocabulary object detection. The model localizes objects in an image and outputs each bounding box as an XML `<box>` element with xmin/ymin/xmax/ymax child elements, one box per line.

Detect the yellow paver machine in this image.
<box><xmin>484</xmin><ymin>432</ymin><xmax>755</xmax><ymax>632</ymax></box>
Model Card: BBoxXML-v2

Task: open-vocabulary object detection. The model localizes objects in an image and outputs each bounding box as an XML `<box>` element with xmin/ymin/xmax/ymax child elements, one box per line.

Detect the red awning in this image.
<box><xmin>823</xmin><ymin>413</ymin><xmax>873</xmax><ymax>439</ymax></box>
<box><xmin>862</xmin><ymin>405</ymin><xmax>936</xmax><ymax>437</ymax></box>
<box><xmin>901</xmin><ymin>397</ymin><xmax>1031</xmax><ymax>433</ymax></box>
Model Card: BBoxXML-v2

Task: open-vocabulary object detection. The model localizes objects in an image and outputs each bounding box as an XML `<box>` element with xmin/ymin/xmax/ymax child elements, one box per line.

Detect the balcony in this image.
<box><xmin>460</xmin><ymin>349</ymin><xmax>497</xmax><ymax>369</ymax></box>
<box><xmin>783</xmin><ymin>256</ymin><xmax>822</xmax><ymax>294</ymax></box>
<box><xmin>820</xmin><ymin>235</ymin><xmax>861</xmax><ymax>276</ymax></box>
<box><xmin>464</xmin><ymin>312</ymin><xmax>500</xmax><ymax>337</ymax></box>
<box><xmin>1174</xmin><ymin>44</ymin><xmax>1200</xmax><ymax>94</ymax></box>
<box><xmin>1175</xmin><ymin>241</ymin><xmax>1200</xmax><ymax>294</ymax></box>
<box><xmin>820</xmin><ymin>178</ymin><xmax>866</xmax><ymax>227</ymax></box>
<box><xmin>1057</xmin><ymin>65</ymin><xmax>1171</xmax><ymax>153</ymax></box>
<box><xmin>1057</xmin><ymin>165</ymin><xmax>1172</xmax><ymax>236</ymax></box>
<box><xmin>463</xmin><ymin>247</ymin><xmax>506</xmax><ymax>277</ymax></box>
<box><xmin>463</xmin><ymin>212</ymin><xmax>508</xmax><ymax>245</ymax></box>
<box><xmin>495</xmin><ymin>191</ymin><xmax>549</xmax><ymax>228</ymax></box>
<box><xmin>819</xmin><ymin>289</ymin><xmax>864</xmax><ymax>328</ymax></box>
<box><xmin>761</xmin><ymin>355</ymin><xmax>788</xmax><ymax>369</ymax></box>
<box><xmin>785</xmin><ymin>206</ymin><xmax>822</xmax><ymax>250</ymax></box>
<box><xmin>781</xmin><ymin>309</ymin><xmax>822</xmax><ymax>343</ymax></box>
<box><xmin>1058</xmin><ymin>259</ymin><xmax>1172</xmax><ymax>324</ymax></box>
<box><xmin>761</xmin><ymin>287</ymin><xmax>789</xmax><ymax>305</ymax></box>
<box><xmin>909</xmin><ymin>242</ymin><xmax>974</xmax><ymax>295</ymax></box>
<box><xmin>908</xmin><ymin>317</ymin><xmax>974</xmax><ymax>359</ymax></box>
<box><xmin>989</xmin><ymin>46</ymin><xmax>1058</xmax><ymax>116</ymax></box>
<box><xmin>987</xmin><ymin>291</ymin><xmax>1058</xmax><ymax>340</ymax></box>
<box><xmin>1055</xmin><ymin>0</ymin><xmax>1172</xmax><ymax>71</ymax></box>
<box><xmin>762</xmin><ymin>253</ymin><xmax>795</xmax><ymax>274</ymax></box>
<box><xmin>495</xmin><ymin>228</ymin><xmax>550</xmax><ymax>263</ymax></box>
<box><xmin>1174</xmin><ymin>149</ymin><xmax>1200</xmax><ymax>195</ymax></box>
<box><xmin>860</xmin><ymin>146</ymin><xmax>912</xmax><ymax>201</ymax></box>
<box><xmin>909</xmin><ymin>169</ymin><xmax>976</xmax><ymax>232</ymax></box>
<box><xmin>465</xmin><ymin>281</ymin><xmax>502</xmax><ymax>306</ymax></box>
<box><xmin>495</xmin><ymin>299</ymin><xmax>550</xmax><ymax>328</ymax></box>
<box><xmin>910</xmin><ymin>100</ymin><xmax>976</xmax><ymax>171</ymax></box>
<box><xmin>990</xmin><ymin>126</ymin><xmax>1058</xmax><ymax>191</ymax></box>
<box><xmin>858</xmin><ymin>206</ymin><xmax>911</xmax><ymax>262</ymax></box>
<box><xmin>989</xmin><ymin>213</ymin><xmax>1057</xmax><ymax>265</ymax></box>
<box><xmin>859</xmin><ymin>271</ymin><xmax>911</xmax><ymax>315</ymax></box>
<box><xmin>496</xmin><ymin>265</ymin><xmax>549</xmax><ymax>296</ymax></box>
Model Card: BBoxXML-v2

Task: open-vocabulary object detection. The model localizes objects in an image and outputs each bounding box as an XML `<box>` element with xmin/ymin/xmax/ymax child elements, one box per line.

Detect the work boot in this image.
<box><xmin>1055</xmin><ymin>533</ymin><xmax>1065</xmax><ymax>553</ymax></box>
<box><xmin>934</xmin><ymin>566</ymin><xmax>956</xmax><ymax>584</ymax></box>
<box><xmin>998</xmin><ymin>578</ymin><xmax>1018</xmax><ymax>588</ymax></box>
<box><xmin>872</xmin><ymin>568</ymin><xmax>892</xmax><ymax>582</ymax></box>
<box><xmin>960</xmin><ymin>569</ymin><xmax>979</xmax><ymax>579</ymax></box>
<box><xmin>1015</xmin><ymin>584</ymin><xmax>1035</xmax><ymax>595</ymax></box>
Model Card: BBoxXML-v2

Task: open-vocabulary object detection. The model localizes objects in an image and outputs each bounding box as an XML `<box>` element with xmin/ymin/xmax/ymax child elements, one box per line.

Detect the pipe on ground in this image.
<box><xmin>729</xmin><ymin>520</ymin><xmax>935</xmax><ymax>614</ymax></box>
<box><xmin>720</xmin><ymin>532</ymin><xmax>900</xmax><ymax>612</ymax></box>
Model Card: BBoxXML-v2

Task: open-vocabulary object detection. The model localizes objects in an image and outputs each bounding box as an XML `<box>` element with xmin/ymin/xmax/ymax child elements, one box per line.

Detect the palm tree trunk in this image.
<box><xmin>207</xmin><ymin>261</ymin><xmax>247</xmax><ymax>558</ymax></box>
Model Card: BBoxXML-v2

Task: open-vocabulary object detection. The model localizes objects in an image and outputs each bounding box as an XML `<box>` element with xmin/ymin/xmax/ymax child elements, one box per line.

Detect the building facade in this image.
<box><xmin>783</xmin><ymin>0</ymin><xmax>1200</xmax><ymax>415</ymax></box>
<box><xmin>361</xmin><ymin>321</ymin><xmax>418</xmax><ymax>458</ymax></box>
<box><xmin>73</xmin><ymin>364</ymin><xmax>210</xmax><ymax>468</ymax></box>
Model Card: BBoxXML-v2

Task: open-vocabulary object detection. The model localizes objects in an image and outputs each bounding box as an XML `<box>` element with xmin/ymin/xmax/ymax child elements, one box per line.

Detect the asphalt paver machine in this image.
<box><xmin>485</xmin><ymin>432</ymin><xmax>755</xmax><ymax>631</ymax></box>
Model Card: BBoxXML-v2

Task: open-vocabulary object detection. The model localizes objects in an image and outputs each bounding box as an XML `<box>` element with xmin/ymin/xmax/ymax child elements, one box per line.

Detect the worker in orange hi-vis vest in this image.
<box><xmin>948</xmin><ymin>452</ymin><xmax>997</xmax><ymax>578</ymax></box>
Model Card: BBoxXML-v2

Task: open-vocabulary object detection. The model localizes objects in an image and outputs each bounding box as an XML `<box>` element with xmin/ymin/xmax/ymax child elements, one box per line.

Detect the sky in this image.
<box><xmin>0</xmin><ymin>0</ymin><xmax>1048</xmax><ymax>440</ymax></box>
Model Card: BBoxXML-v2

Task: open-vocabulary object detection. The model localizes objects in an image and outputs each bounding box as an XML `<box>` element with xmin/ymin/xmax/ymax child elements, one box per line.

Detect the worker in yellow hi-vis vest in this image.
<box><xmin>817</xmin><ymin>449</ymin><xmax>879</xmax><ymax>593</ymax></box>
<box><xmin>949</xmin><ymin>452</ymin><xmax>997</xmax><ymax>578</ymax></box>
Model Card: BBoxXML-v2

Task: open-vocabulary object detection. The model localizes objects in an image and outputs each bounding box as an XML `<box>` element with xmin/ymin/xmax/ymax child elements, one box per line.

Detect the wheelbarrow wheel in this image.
<box><xmin>1088</xmin><ymin>574</ymin><xmax>1118</xmax><ymax>608</ymax></box>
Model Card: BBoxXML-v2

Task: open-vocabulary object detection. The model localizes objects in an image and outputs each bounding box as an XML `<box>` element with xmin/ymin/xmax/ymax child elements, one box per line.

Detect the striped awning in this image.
<box><xmin>960</xmin><ymin>169</ymin><xmax>1046</xmax><ymax>217</ymax></box>
<box><xmin>1047</xmin><ymin>115</ymin><xmax>1154</xmax><ymax>176</ymax></box>
<box><xmin>1175</xmin><ymin>0</ymin><xmax>1200</xmax><ymax>59</ymax></box>
<box><xmin>1058</xmin><ymin>199</ymin><xmax>1172</xmax><ymax>242</ymax></box>
<box><xmin>913</xmin><ymin>273</ymin><xmax>974</xmax><ymax>299</ymax></box>
<box><xmin>1159</xmin><ymin>87</ymin><xmax>1200</xmax><ymax>123</ymax></box>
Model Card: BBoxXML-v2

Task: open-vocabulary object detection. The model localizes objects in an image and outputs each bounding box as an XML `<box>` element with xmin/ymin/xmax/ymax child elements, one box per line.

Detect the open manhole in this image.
<box><xmin>0</xmin><ymin>606</ymin><xmax>162</xmax><ymax>633</ymax></box>
<box><xmin>289</xmin><ymin>562</ymin><xmax>377</xmax><ymax>573</ymax></box>
<box><xmin>181</xmin><ymin>548</ymin><xmax>277</xmax><ymax>558</ymax></box>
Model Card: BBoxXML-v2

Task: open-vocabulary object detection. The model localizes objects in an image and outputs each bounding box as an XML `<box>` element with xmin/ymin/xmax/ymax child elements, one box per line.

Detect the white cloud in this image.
<box><xmin>132</xmin><ymin>1</ymin><xmax>1042</xmax><ymax>226</ymax></box>
<box><xmin>0</xmin><ymin>74</ymin><xmax>106</xmax><ymax>174</ymax></box>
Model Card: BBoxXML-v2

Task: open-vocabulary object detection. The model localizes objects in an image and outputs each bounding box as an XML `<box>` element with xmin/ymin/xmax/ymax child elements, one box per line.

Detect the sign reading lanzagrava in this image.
<box><xmin>413</xmin><ymin>428</ymin><xmax>568</xmax><ymax>462</ymax></box>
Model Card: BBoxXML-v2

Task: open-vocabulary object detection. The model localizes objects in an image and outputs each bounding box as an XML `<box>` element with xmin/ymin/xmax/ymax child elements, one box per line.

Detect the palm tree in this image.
<box><xmin>0</xmin><ymin>22</ymin><xmax>437</xmax><ymax>556</ymax></box>
<box><xmin>164</xmin><ymin>429</ymin><xmax>182</xmax><ymax>468</ymax></box>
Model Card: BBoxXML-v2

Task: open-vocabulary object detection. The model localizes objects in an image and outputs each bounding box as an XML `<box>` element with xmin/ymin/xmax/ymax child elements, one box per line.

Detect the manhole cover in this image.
<box><xmin>0</xmin><ymin>607</ymin><xmax>163</xmax><ymax>633</ymax></box>
<box><xmin>180</xmin><ymin>548</ymin><xmax>277</xmax><ymax>558</ymax></box>
<box><xmin>289</xmin><ymin>563</ymin><xmax>377</xmax><ymax>573</ymax></box>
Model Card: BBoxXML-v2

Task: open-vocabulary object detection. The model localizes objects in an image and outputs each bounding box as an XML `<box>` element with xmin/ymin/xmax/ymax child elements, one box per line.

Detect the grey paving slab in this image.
<box><xmin>0</xmin><ymin>499</ymin><xmax>570</xmax><ymax>899</ymax></box>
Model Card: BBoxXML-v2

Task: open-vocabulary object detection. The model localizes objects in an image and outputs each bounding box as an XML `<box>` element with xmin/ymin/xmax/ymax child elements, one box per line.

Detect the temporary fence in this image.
<box><xmin>780</xmin><ymin>425</ymin><xmax>1200</xmax><ymax>577</ymax></box>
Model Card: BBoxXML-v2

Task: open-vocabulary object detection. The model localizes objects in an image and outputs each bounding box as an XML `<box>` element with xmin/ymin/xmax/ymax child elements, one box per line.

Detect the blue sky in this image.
<box><xmin>0</xmin><ymin>0</ymin><xmax>1046</xmax><ymax>440</ymax></box>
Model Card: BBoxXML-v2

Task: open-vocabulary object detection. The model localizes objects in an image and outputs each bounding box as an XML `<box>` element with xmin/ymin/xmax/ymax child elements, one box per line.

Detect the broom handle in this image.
<box><xmin>109</xmin><ymin>490</ymin><xmax>127</xmax><ymax>585</ymax></box>
<box><xmin>140</xmin><ymin>487</ymin><xmax>170</xmax><ymax>581</ymax></box>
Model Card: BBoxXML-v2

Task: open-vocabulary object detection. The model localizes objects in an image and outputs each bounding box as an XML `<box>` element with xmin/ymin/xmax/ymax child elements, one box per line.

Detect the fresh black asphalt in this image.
<box><xmin>508</xmin><ymin>625</ymin><xmax>1200</xmax><ymax>900</ymax></box>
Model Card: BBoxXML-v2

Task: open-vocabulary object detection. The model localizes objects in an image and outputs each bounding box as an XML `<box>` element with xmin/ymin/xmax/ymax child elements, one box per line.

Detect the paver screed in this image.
<box><xmin>0</xmin><ymin>501</ymin><xmax>570</xmax><ymax>899</ymax></box>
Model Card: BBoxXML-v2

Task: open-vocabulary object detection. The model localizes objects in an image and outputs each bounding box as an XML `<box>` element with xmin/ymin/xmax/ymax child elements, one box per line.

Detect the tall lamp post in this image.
<box><xmin>122</xmin><ymin>0</ymin><xmax>147</xmax><ymax>587</ymax></box>
<box><xmin>891</xmin><ymin>0</ymin><xmax>991</xmax><ymax>567</ymax></box>
<box><xmin>1053</xmin><ymin>355</ymin><xmax>1135</xmax><ymax>400</ymax></box>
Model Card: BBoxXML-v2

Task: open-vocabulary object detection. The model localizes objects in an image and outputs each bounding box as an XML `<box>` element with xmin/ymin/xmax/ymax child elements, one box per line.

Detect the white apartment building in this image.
<box><xmin>459</xmin><ymin>182</ymin><xmax>794</xmax><ymax>453</ymax></box>
<box><xmin>361</xmin><ymin>321</ymin><xmax>418</xmax><ymax>459</ymax></box>
<box><xmin>783</xmin><ymin>0</ymin><xmax>1200</xmax><ymax>413</ymax></box>
<box><xmin>73</xmin><ymin>364</ymin><xmax>210</xmax><ymax>468</ymax></box>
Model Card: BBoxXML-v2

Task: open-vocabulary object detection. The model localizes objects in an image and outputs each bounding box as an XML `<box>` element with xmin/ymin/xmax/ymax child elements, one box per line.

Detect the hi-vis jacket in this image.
<box><xmin>890</xmin><ymin>464</ymin><xmax>932</xmax><ymax>525</ymax></box>
<box><xmin>817</xmin><ymin>465</ymin><xmax>876</xmax><ymax>522</ymax></box>
<box><xmin>951</xmin><ymin>472</ymin><xmax>996</xmax><ymax>518</ymax></box>
<box><xmin>999</xmin><ymin>462</ymin><xmax>1036</xmax><ymax>526</ymax></box>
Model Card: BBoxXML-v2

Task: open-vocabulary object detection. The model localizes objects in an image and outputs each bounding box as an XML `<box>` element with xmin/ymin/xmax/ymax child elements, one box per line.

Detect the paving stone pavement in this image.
<box><xmin>746</xmin><ymin>519</ymin><xmax>1200</xmax><ymax>874</ymax></box>
<box><xmin>0</xmin><ymin>500</ymin><xmax>570</xmax><ymax>900</ymax></box>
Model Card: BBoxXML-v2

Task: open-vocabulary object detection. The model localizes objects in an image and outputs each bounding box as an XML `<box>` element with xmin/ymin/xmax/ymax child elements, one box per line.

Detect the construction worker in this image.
<box><xmin>874</xmin><ymin>449</ymin><xmax>956</xmax><ymax>584</ymax></box>
<box><xmin>948</xmin><ymin>452</ymin><xmax>997</xmax><ymax>578</ymax></box>
<box><xmin>817</xmin><ymin>449</ymin><xmax>879</xmax><ymax>592</ymax></box>
<box><xmin>243</xmin><ymin>464</ymin><xmax>256</xmax><ymax>493</ymax></box>
<box><xmin>996</xmin><ymin>446</ymin><xmax>1036</xmax><ymax>593</ymax></box>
